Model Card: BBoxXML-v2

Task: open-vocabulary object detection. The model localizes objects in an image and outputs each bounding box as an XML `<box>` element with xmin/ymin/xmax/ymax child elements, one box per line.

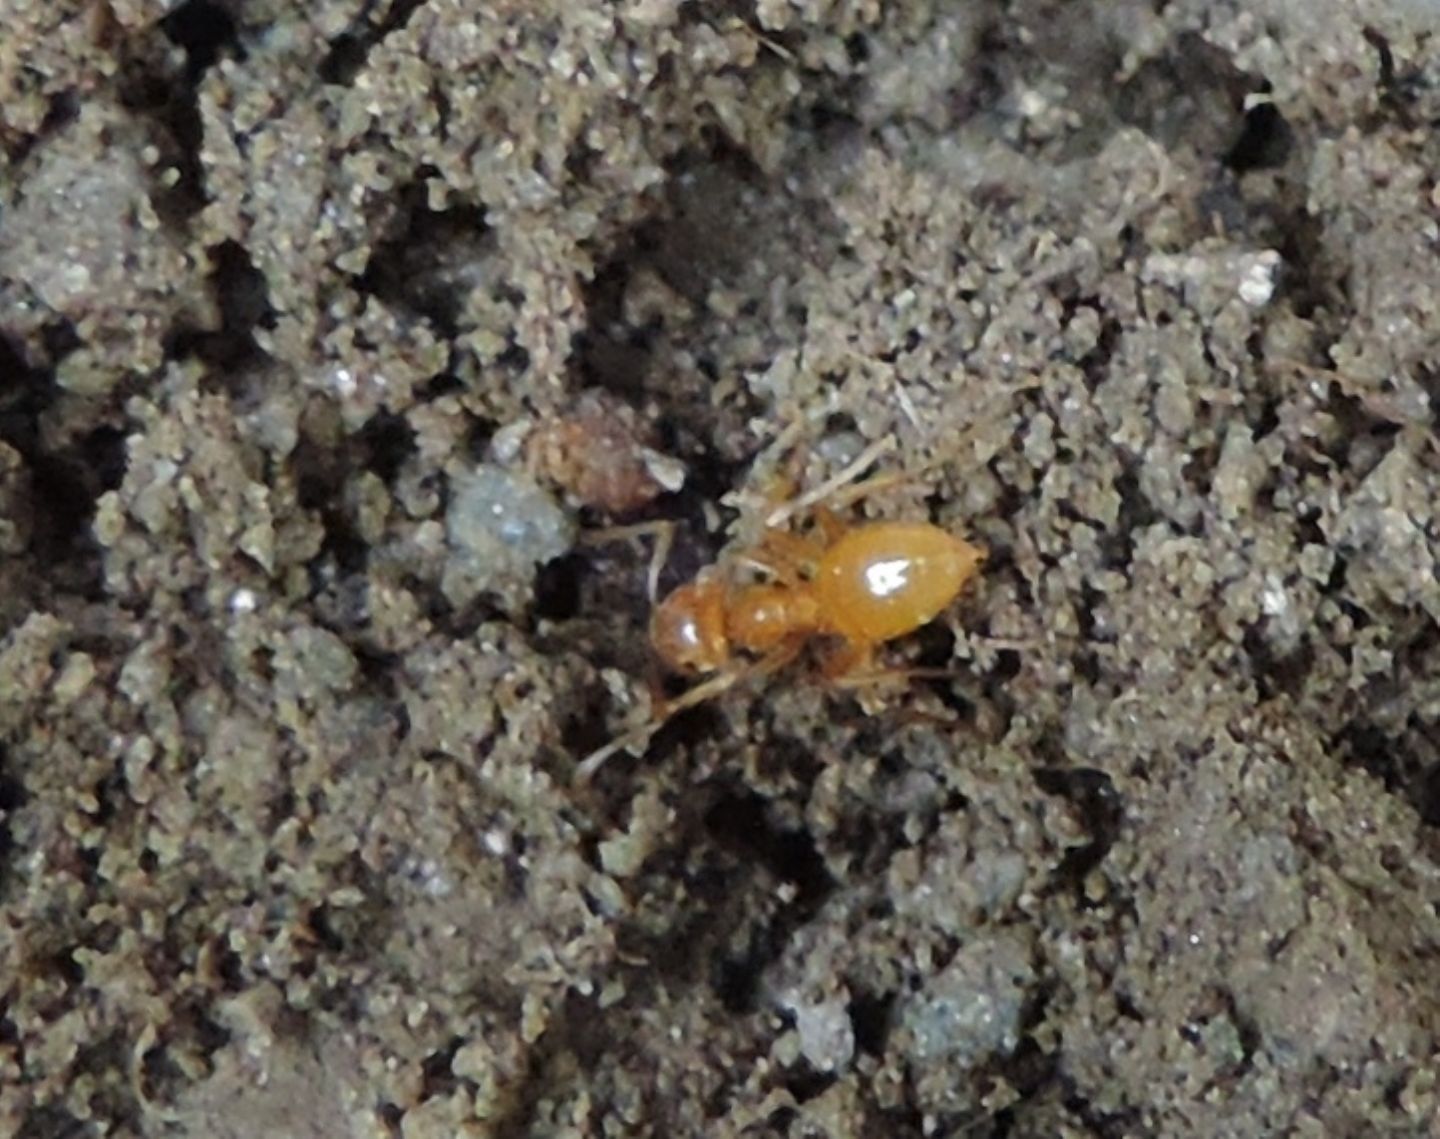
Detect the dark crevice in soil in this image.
<box><xmin>357</xmin><ymin>183</ymin><xmax>492</xmax><ymax>338</ymax></box>
<box><xmin>703</xmin><ymin>789</ymin><xmax>833</xmax><ymax>912</ymax></box>
<box><xmin>0</xmin><ymin>754</ymin><xmax>21</xmax><ymax>901</ymax></box>
<box><xmin>1117</xmin><ymin>33</ymin><xmax>1255</xmax><ymax>157</ymax></box>
<box><xmin>531</xmin><ymin>553</ymin><xmax>587</xmax><ymax>623</ymax></box>
<box><xmin>1033</xmin><ymin>764</ymin><xmax>1124</xmax><ymax>893</ymax></box>
<box><xmin>19</xmin><ymin>1105</ymin><xmax>92</xmax><ymax>1139</ymax></box>
<box><xmin>418</xmin><ymin>1035</ymin><xmax>464</xmax><ymax>1099</ymax></box>
<box><xmin>866</xmin><ymin>1105</ymin><xmax>927</xmax><ymax>1139</ymax></box>
<box><xmin>356</xmin><ymin>409</ymin><xmax>417</xmax><ymax>485</ymax></box>
<box><xmin>1417</xmin><ymin>759</ymin><xmax>1440</xmax><ymax>829</ymax></box>
<box><xmin>1095</xmin><ymin>462</ymin><xmax>1153</xmax><ymax>574</ymax></box>
<box><xmin>138</xmin><ymin>1016</ymin><xmax>225</xmax><ymax>1107</ymax></box>
<box><xmin>1240</xmin><ymin>191</ymin><xmax>1332</xmax><ymax>322</ymax></box>
<box><xmin>575</xmin><ymin>141</ymin><xmax>767</xmax><ymax>446</ymax></box>
<box><xmin>161</xmin><ymin>0</ymin><xmax>243</xmax><ymax>82</ymax></box>
<box><xmin>0</xmin><ymin>344</ymin><xmax>124</xmax><ymax>595</ymax></box>
<box><xmin>1226</xmin><ymin>99</ymin><xmax>1294</xmax><ymax>173</ymax></box>
<box><xmin>556</xmin><ymin>678</ymin><xmax>621</xmax><ymax>769</ymax></box>
<box><xmin>961</xmin><ymin>17</ymin><xmax>1025</xmax><ymax>129</ymax></box>
<box><xmin>1242</xmin><ymin>628</ymin><xmax>1316</xmax><ymax>701</ymax></box>
<box><xmin>701</xmin><ymin>785</ymin><xmax>836</xmax><ymax>1012</ymax></box>
<box><xmin>1334</xmin><ymin>716</ymin><xmax>1440</xmax><ymax>826</ymax></box>
<box><xmin>0</xmin><ymin>334</ymin><xmax>51</xmax><ymax>452</ymax></box>
<box><xmin>72</xmin><ymin>1032</ymin><xmax>145</xmax><ymax>1132</ymax></box>
<box><xmin>1075</xmin><ymin>316</ymin><xmax>1121</xmax><ymax>393</ymax></box>
<box><xmin>168</xmin><ymin>240</ymin><xmax>275</xmax><ymax>384</ymax></box>
<box><xmin>988</xmin><ymin>1033</ymin><xmax>1061</xmax><ymax>1134</ymax></box>
<box><xmin>404</xmin><ymin>573</ymin><xmax>504</xmax><ymax>635</ymax></box>
<box><xmin>848</xmin><ymin>986</ymin><xmax>895</xmax><ymax>1057</ymax></box>
<box><xmin>782</xmin><ymin>1065</ymin><xmax>838</xmax><ymax>1104</ymax></box>
<box><xmin>320</xmin><ymin>0</ymin><xmax>431</xmax><ymax>87</ymax></box>
<box><xmin>912</xmin><ymin>621</ymin><xmax>979</xmax><ymax>720</ymax></box>
<box><xmin>293</xmin><ymin>438</ymin><xmax>348</xmax><ymax>515</ymax></box>
<box><xmin>113</xmin><ymin>29</ymin><xmax>215</xmax><ymax>223</ymax></box>
<box><xmin>2</xmin><ymin>91</ymin><xmax>78</xmax><ymax>168</ymax></box>
<box><xmin>709</xmin><ymin>924</ymin><xmax>776</xmax><ymax>1014</ymax></box>
<box><xmin>1057</xmin><ymin>1081</ymin><xmax>1147</xmax><ymax>1139</ymax></box>
<box><xmin>375</xmin><ymin>1102</ymin><xmax>404</xmax><ymax>1135</ymax></box>
<box><xmin>206</xmin><ymin>238</ymin><xmax>276</xmax><ymax>358</ymax></box>
<box><xmin>575</xmin><ymin>249</ymin><xmax>668</xmax><ymax>398</ymax></box>
<box><xmin>78</xmin><ymin>426</ymin><xmax>129</xmax><ymax>497</ymax></box>
<box><xmin>635</xmin><ymin>699</ymin><xmax>729</xmax><ymax>775</ymax></box>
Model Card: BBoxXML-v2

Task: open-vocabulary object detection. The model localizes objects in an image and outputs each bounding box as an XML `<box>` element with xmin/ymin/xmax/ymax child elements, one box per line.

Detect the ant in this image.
<box><xmin>576</xmin><ymin>437</ymin><xmax>986</xmax><ymax>780</ymax></box>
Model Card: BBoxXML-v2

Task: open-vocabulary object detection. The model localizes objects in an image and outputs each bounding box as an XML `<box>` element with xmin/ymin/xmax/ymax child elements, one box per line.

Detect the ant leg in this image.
<box><xmin>806</xmin><ymin>469</ymin><xmax>923</xmax><ymax>545</ymax></box>
<box><xmin>811</xmin><ymin>467</ymin><xmax>942</xmax><ymax>545</ymax></box>
<box><xmin>728</xmin><ymin>448</ymin><xmax>804</xmax><ymax>521</ymax></box>
<box><xmin>821</xmin><ymin>641</ymin><xmax>878</xmax><ymax>684</ymax></box>
<box><xmin>750</xmin><ymin>637</ymin><xmax>805</xmax><ymax>678</ymax></box>
<box><xmin>575</xmin><ymin>668</ymin><xmax>741</xmax><ymax>781</ymax></box>
<box><xmin>741</xmin><ymin>527</ymin><xmax>827</xmax><ymax>583</ymax></box>
<box><xmin>828</xmin><ymin>662</ymin><xmax>965</xmax><ymax>689</ymax></box>
<box><xmin>812</xmin><ymin>505</ymin><xmax>847</xmax><ymax>545</ymax></box>
<box><xmin>822</xmin><ymin>642</ymin><xmax>914</xmax><ymax>714</ymax></box>
<box><xmin>764</xmin><ymin>434</ymin><xmax>897</xmax><ymax>527</ymax></box>
<box><xmin>575</xmin><ymin>639</ymin><xmax>804</xmax><ymax>782</ymax></box>
<box><xmin>580</xmin><ymin>519</ymin><xmax>675</xmax><ymax>602</ymax></box>
<box><xmin>646</xmin><ymin>521</ymin><xmax>674</xmax><ymax>603</ymax></box>
<box><xmin>822</xmin><ymin>640</ymin><xmax>968</xmax><ymax>693</ymax></box>
<box><xmin>815</xmin><ymin>470</ymin><xmax>910</xmax><ymax>514</ymax></box>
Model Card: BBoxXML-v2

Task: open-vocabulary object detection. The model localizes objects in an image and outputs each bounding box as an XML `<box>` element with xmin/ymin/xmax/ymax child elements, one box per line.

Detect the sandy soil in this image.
<box><xmin>4</xmin><ymin>1</ymin><xmax>1440</xmax><ymax>1135</ymax></box>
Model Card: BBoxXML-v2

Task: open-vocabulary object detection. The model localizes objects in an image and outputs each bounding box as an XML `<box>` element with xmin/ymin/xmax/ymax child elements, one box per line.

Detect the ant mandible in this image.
<box><xmin>576</xmin><ymin>437</ymin><xmax>986</xmax><ymax>780</ymax></box>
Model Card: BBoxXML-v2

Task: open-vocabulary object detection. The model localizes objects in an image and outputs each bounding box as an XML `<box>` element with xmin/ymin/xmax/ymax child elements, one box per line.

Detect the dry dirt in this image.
<box><xmin>5</xmin><ymin>1</ymin><xmax>1440</xmax><ymax>1136</ymax></box>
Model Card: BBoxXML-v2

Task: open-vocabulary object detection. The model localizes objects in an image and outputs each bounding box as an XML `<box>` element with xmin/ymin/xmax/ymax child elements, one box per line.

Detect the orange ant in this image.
<box><xmin>576</xmin><ymin>438</ymin><xmax>987</xmax><ymax>780</ymax></box>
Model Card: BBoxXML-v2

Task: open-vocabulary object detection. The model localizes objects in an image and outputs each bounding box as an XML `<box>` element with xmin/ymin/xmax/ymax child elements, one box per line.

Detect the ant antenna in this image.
<box><xmin>575</xmin><ymin>670</ymin><xmax>740</xmax><ymax>782</ymax></box>
<box><xmin>764</xmin><ymin>434</ymin><xmax>897</xmax><ymax>528</ymax></box>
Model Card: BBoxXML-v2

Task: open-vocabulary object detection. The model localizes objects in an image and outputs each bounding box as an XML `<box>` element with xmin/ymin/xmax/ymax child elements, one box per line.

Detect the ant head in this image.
<box><xmin>650</xmin><ymin>576</ymin><xmax>729</xmax><ymax>674</ymax></box>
